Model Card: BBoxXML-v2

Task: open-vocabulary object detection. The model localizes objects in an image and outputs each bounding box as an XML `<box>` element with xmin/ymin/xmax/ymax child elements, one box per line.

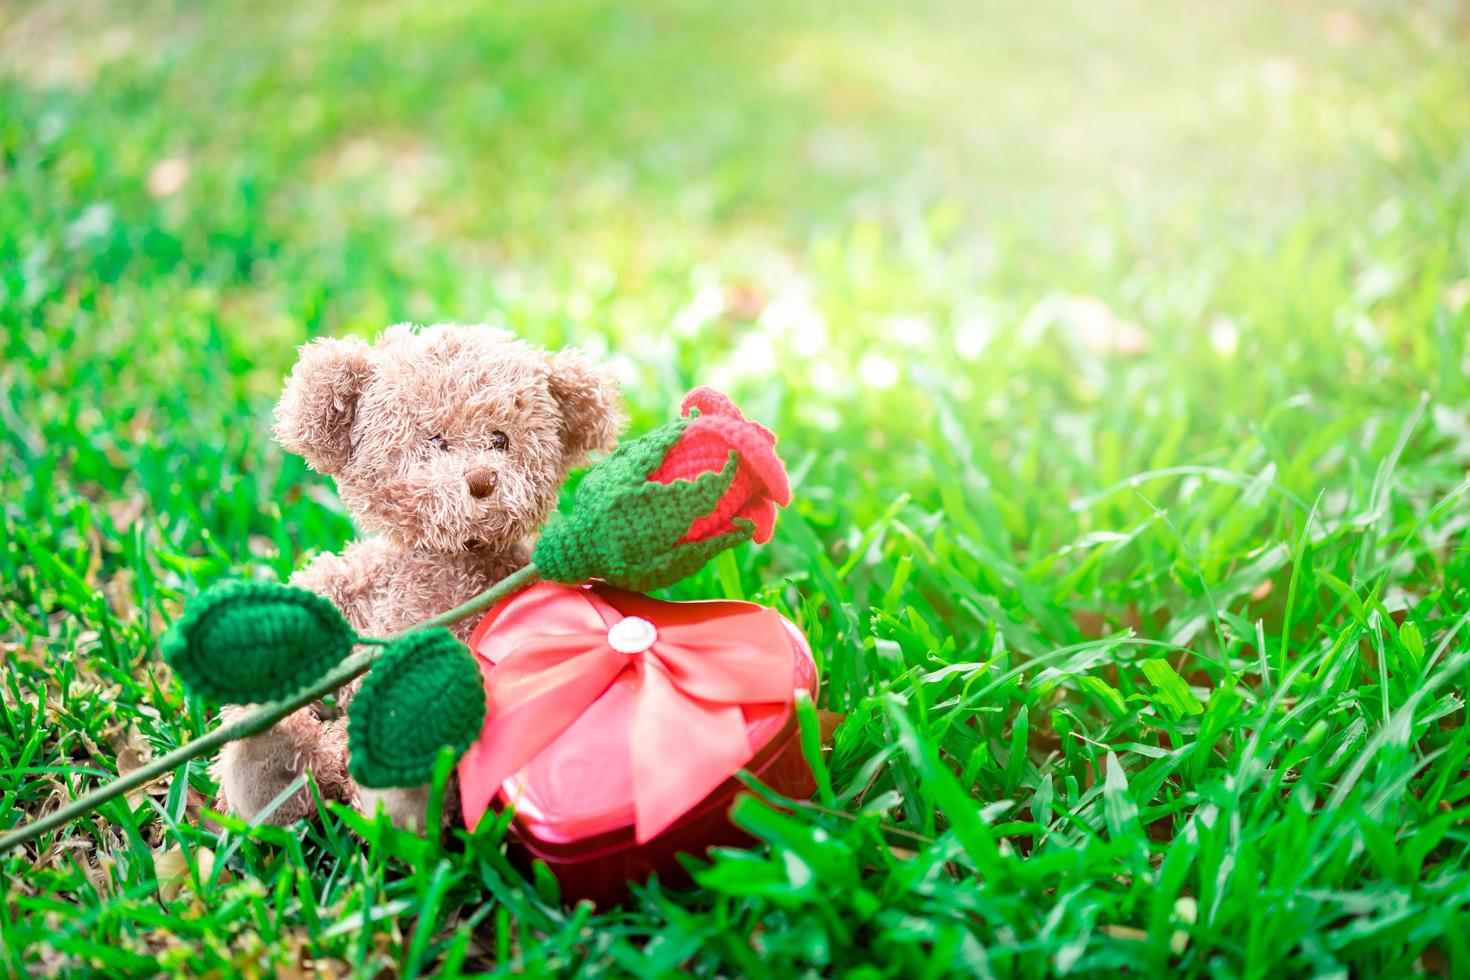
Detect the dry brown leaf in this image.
<box><xmin>108</xmin><ymin>721</ymin><xmax>158</xmax><ymax>806</ymax></box>
<box><xmin>152</xmin><ymin>846</ymin><xmax>188</xmax><ymax>902</ymax></box>
<box><xmin>154</xmin><ymin>845</ymin><xmax>220</xmax><ymax>902</ymax></box>
<box><xmin>67</xmin><ymin>843</ymin><xmax>113</xmax><ymax>898</ymax></box>
<box><xmin>103</xmin><ymin>566</ymin><xmax>137</xmax><ymax>621</ymax></box>
<box><xmin>818</xmin><ymin>709</ymin><xmax>846</xmax><ymax>744</ymax></box>
<box><xmin>1420</xmin><ymin>943</ymin><xmax>1451</xmax><ymax>976</ymax></box>
<box><xmin>1071</xmin><ymin>609</ymin><xmax>1106</xmax><ymax>637</ymax></box>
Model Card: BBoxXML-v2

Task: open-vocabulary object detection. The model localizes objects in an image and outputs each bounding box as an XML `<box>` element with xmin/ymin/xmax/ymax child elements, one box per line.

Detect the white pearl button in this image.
<box><xmin>607</xmin><ymin>616</ymin><xmax>658</xmax><ymax>654</ymax></box>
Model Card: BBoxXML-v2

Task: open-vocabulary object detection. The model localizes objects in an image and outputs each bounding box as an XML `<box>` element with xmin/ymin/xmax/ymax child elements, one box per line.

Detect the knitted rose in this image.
<box><xmin>648</xmin><ymin>387</ymin><xmax>790</xmax><ymax>545</ymax></box>
<box><xmin>532</xmin><ymin>388</ymin><xmax>791</xmax><ymax>591</ymax></box>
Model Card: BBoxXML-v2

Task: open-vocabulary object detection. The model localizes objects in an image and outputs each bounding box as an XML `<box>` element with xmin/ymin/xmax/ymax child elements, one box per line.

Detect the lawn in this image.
<box><xmin>4</xmin><ymin>0</ymin><xmax>1470</xmax><ymax>974</ymax></box>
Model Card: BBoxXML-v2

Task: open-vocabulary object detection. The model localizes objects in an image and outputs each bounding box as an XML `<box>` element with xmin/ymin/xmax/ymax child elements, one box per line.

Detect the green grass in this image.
<box><xmin>4</xmin><ymin>0</ymin><xmax>1470</xmax><ymax>974</ymax></box>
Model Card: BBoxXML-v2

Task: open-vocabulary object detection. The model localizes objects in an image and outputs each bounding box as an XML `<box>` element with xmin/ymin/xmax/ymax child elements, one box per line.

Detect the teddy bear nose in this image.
<box><xmin>465</xmin><ymin>467</ymin><xmax>498</xmax><ymax>499</ymax></box>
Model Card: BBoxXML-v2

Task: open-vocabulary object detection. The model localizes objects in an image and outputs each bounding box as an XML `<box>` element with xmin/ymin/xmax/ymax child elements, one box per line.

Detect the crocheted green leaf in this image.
<box><xmin>160</xmin><ymin>581</ymin><xmax>357</xmax><ymax>704</ymax></box>
<box><xmin>347</xmin><ymin>629</ymin><xmax>487</xmax><ymax>789</ymax></box>
<box><xmin>610</xmin><ymin>519</ymin><xmax>755</xmax><ymax>592</ymax></box>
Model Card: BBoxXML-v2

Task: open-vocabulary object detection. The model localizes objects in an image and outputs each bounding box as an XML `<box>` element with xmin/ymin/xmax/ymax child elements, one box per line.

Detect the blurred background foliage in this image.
<box><xmin>5</xmin><ymin>0</ymin><xmax>1470</xmax><ymax>975</ymax></box>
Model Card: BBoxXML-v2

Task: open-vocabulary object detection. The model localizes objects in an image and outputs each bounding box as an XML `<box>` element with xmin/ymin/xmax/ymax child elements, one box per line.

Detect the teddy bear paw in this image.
<box><xmin>212</xmin><ymin>708</ymin><xmax>351</xmax><ymax>824</ymax></box>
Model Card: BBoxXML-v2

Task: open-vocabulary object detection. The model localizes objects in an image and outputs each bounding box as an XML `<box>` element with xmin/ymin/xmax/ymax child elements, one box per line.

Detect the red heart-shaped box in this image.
<box><xmin>459</xmin><ymin>582</ymin><xmax>817</xmax><ymax>906</ymax></box>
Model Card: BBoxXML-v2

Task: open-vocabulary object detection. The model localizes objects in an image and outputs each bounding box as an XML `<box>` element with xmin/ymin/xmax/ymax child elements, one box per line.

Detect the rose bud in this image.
<box><xmin>649</xmin><ymin>387</ymin><xmax>791</xmax><ymax>544</ymax></box>
<box><xmin>532</xmin><ymin>387</ymin><xmax>791</xmax><ymax>591</ymax></box>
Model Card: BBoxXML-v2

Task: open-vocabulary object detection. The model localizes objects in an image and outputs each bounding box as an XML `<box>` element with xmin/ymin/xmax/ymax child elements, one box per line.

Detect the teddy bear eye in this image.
<box><xmin>490</xmin><ymin>430</ymin><xmax>510</xmax><ymax>451</ymax></box>
<box><xmin>429</xmin><ymin>434</ymin><xmax>450</xmax><ymax>452</ymax></box>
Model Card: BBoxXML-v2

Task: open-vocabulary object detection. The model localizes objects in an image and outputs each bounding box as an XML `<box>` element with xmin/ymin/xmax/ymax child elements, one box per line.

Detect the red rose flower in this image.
<box><xmin>532</xmin><ymin>386</ymin><xmax>792</xmax><ymax>590</ymax></box>
<box><xmin>648</xmin><ymin>387</ymin><xmax>791</xmax><ymax>545</ymax></box>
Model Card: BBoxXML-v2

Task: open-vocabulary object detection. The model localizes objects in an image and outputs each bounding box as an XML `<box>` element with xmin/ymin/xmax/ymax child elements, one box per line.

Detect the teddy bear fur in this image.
<box><xmin>212</xmin><ymin>323</ymin><xmax>624</xmax><ymax>830</ymax></box>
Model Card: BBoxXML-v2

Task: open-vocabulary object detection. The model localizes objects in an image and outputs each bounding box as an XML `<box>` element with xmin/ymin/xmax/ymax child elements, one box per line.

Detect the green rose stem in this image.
<box><xmin>0</xmin><ymin>563</ymin><xmax>542</xmax><ymax>854</ymax></box>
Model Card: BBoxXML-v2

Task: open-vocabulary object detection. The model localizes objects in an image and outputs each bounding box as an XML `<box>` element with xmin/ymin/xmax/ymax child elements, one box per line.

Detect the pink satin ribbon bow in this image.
<box><xmin>458</xmin><ymin>582</ymin><xmax>798</xmax><ymax>843</ymax></box>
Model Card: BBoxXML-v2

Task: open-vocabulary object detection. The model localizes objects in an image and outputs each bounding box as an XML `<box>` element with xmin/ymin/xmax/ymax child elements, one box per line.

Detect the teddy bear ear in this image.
<box><xmin>274</xmin><ymin>335</ymin><xmax>375</xmax><ymax>474</ymax></box>
<box><xmin>547</xmin><ymin>348</ymin><xmax>626</xmax><ymax>467</ymax></box>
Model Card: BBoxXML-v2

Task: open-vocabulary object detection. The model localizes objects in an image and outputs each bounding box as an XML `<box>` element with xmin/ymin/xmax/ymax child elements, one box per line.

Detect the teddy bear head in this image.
<box><xmin>274</xmin><ymin>323</ymin><xmax>624</xmax><ymax>553</ymax></box>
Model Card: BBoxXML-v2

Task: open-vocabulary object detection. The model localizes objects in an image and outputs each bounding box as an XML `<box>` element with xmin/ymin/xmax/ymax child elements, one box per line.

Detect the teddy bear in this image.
<box><xmin>211</xmin><ymin>323</ymin><xmax>624</xmax><ymax>830</ymax></box>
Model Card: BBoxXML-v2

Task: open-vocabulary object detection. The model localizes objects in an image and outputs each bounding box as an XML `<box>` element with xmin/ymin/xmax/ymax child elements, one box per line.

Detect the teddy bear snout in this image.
<box><xmin>465</xmin><ymin>466</ymin><xmax>498</xmax><ymax>499</ymax></box>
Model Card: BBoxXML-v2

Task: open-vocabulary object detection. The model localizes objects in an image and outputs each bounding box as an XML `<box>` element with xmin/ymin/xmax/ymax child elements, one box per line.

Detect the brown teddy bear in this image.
<box><xmin>212</xmin><ymin>323</ymin><xmax>624</xmax><ymax>830</ymax></box>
